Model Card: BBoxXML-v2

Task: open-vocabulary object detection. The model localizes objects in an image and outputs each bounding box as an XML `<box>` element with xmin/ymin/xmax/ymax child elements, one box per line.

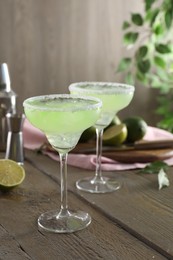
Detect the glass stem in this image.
<box><xmin>59</xmin><ymin>152</ymin><xmax>69</xmax><ymax>216</ymax></box>
<box><xmin>95</xmin><ymin>128</ymin><xmax>104</xmax><ymax>182</ymax></box>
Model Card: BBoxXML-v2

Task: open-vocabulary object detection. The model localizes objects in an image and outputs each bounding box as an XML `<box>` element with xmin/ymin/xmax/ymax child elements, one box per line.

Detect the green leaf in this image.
<box><xmin>156</xmin><ymin>68</ymin><xmax>171</xmax><ymax>81</ymax></box>
<box><xmin>156</xmin><ymin>111</ymin><xmax>173</xmax><ymax>132</ymax></box>
<box><xmin>149</xmin><ymin>74</ymin><xmax>162</xmax><ymax>87</ymax></box>
<box><xmin>156</xmin><ymin>92</ymin><xmax>173</xmax><ymax>132</ymax></box>
<box><xmin>158</xmin><ymin>168</ymin><xmax>170</xmax><ymax>190</ymax></box>
<box><xmin>157</xmin><ymin>115</ymin><xmax>173</xmax><ymax>132</ymax></box>
<box><xmin>136</xmin><ymin>71</ymin><xmax>149</xmax><ymax>85</ymax></box>
<box><xmin>125</xmin><ymin>72</ymin><xmax>135</xmax><ymax>85</ymax></box>
<box><xmin>137</xmin><ymin>59</ymin><xmax>151</xmax><ymax>73</ymax></box>
<box><xmin>170</xmin><ymin>63</ymin><xmax>173</xmax><ymax>69</ymax></box>
<box><xmin>116</xmin><ymin>58</ymin><xmax>131</xmax><ymax>72</ymax></box>
<box><xmin>153</xmin><ymin>24</ymin><xmax>164</xmax><ymax>35</ymax></box>
<box><xmin>162</xmin><ymin>0</ymin><xmax>173</xmax><ymax>10</ymax></box>
<box><xmin>145</xmin><ymin>8</ymin><xmax>160</xmax><ymax>27</ymax></box>
<box><xmin>154</xmin><ymin>56</ymin><xmax>166</xmax><ymax>68</ymax></box>
<box><xmin>123</xmin><ymin>32</ymin><xmax>139</xmax><ymax>45</ymax></box>
<box><xmin>136</xmin><ymin>45</ymin><xmax>148</xmax><ymax>59</ymax></box>
<box><xmin>155</xmin><ymin>44</ymin><xmax>171</xmax><ymax>54</ymax></box>
<box><xmin>145</xmin><ymin>0</ymin><xmax>156</xmax><ymax>11</ymax></box>
<box><xmin>151</xmin><ymin>8</ymin><xmax>160</xmax><ymax>25</ymax></box>
<box><xmin>139</xmin><ymin>161</ymin><xmax>169</xmax><ymax>174</ymax></box>
<box><xmin>145</xmin><ymin>7</ymin><xmax>159</xmax><ymax>24</ymax></box>
<box><xmin>165</xmin><ymin>9</ymin><xmax>172</xmax><ymax>29</ymax></box>
<box><xmin>122</xmin><ymin>21</ymin><xmax>131</xmax><ymax>30</ymax></box>
<box><xmin>131</xmin><ymin>13</ymin><xmax>143</xmax><ymax>26</ymax></box>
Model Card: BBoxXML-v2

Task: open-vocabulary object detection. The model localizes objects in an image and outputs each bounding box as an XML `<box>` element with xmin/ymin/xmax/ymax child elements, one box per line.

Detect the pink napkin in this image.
<box><xmin>23</xmin><ymin>119</ymin><xmax>173</xmax><ymax>171</ymax></box>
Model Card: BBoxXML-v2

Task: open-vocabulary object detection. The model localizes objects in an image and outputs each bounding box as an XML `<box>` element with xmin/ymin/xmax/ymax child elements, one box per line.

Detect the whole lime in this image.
<box><xmin>103</xmin><ymin>123</ymin><xmax>127</xmax><ymax>146</ymax></box>
<box><xmin>79</xmin><ymin>126</ymin><xmax>95</xmax><ymax>143</ymax></box>
<box><xmin>123</xmin><ymin>116</ymin><xmax>148</xmax><ymax>143</ymax></box>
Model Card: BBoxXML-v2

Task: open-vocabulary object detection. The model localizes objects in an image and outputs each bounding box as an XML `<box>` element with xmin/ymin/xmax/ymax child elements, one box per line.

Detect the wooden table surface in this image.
<box><xmin>1</xmin><ymin>149</ymin><xmax>173</xmax><ymax>260</ymax></box>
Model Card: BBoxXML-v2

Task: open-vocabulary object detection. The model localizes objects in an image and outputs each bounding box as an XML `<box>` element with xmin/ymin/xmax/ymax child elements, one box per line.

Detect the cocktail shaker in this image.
<box><xmin>0</xmin><ymin>63</ymin><xmax>17</xmax><ymax>151</ymax></box>
<box><xmin>5</xmin><ymin>113</ymin><xmax>25</xmax><ymax>165</ymax></box>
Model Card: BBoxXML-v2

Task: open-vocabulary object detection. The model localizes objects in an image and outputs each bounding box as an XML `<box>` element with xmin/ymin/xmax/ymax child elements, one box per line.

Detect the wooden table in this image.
<box><xmin>1</xmin><ymin>149</ymin><xmax>173</xmax><ymax>260</ymax></box>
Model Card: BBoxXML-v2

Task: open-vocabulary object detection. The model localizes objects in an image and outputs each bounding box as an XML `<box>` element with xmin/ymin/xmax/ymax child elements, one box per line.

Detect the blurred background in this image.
<box><xmin>0</xmin><ymin>0</ymin><xmax>159</xmax><ymax>125</ymax></box>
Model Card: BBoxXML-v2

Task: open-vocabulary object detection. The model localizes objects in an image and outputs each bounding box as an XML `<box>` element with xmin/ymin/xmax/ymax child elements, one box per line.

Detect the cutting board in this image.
<box><xmin>43</xmin><ymin>141</ymin><xmax>173</xmax><ymax>163</ymax></box>
<box><xmin>73</xmin><ymin>142</ymin><xmax>173</xmax><ymax>163</ymax></box>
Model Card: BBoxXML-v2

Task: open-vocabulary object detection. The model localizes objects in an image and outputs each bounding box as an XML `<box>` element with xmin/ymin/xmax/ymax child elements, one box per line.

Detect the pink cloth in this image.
<box><xmin>23</xmin><ymin>119</ymin><xmax>173</xmax><ymax>171</ymax></box>
<box><xmin>23</xmin><ymin>119</ymin><xmax>47</xmax><ymax>149</ymax></box>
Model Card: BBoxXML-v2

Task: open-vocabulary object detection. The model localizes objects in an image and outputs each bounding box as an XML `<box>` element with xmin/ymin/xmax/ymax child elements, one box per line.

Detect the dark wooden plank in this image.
<box><xmin>0</xmin><ymin>152</ymin><xmax>166</xmax><ymax>260</ymax></box>
<box><xmin>25</xmin><ymin>150</ymin><xmax>173</xmax><ymax>259</ymax></box>
<box><xmin>0</xmin><ymin>225</ymin><xmax>30</xmax><ymax>260</ymax></box>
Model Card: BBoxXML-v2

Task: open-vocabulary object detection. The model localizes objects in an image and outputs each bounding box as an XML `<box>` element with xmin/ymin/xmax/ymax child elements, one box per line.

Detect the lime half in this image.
<box><xmin>103</xmin><ymin>124</ymin><xmax>127</xmax><ymax>146</ymax></box>
<box><xmin>0</xmin><ymin>159</ymin><xmax>25</xmax><ymax>191</ymax></box>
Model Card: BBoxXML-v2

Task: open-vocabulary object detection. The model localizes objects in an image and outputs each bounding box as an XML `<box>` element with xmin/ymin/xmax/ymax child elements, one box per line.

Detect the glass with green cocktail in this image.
<box><xmin>23</xmin><ymin>94</ymin><xmax>102</xmax><ymax>233</ymax></box>
<box><xmin>69</xmin><ymin>82</ymin><xmax>135</xmax><ymax>193</ymax></box>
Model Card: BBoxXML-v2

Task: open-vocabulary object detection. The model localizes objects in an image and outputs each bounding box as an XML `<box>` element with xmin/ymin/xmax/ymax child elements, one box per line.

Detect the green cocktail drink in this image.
<box><xmin>23</xmin><ymin>94</ymin><xmax>102</xmax><ymax>233</ymax></box>
<box><xmin>69</xmin><ymin>82</ymin><xmax>135</xmax><ymax>193</ymax></box>
<box><xmin>24</xmin><ymin>95</ymin><xmax>101</xmax><ymax>151</ymax></box>
<box><xmin>69</xmin><ymin>82</ymin><xmax>134</xmax><ymax>129</ymax></box>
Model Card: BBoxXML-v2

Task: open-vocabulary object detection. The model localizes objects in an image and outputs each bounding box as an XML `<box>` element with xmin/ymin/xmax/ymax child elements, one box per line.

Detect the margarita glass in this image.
<box><xmin>23</xmin><ymin>94</ymin><xmax>102</xmax><ymax>233</ymax></box>
<box><xmin>69</xmin><ymin>82</ymin><xmax>135</xmax><ymax>193</ymax></box>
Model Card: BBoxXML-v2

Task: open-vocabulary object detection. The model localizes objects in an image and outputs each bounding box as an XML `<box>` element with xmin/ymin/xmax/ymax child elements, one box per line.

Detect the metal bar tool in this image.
<box><xmin>0</xmin><ymin>63</ymin><xmax>17</xmax><ymax>151</ymax></box>
<box><xmin>5</xmin><ymin>113</ymin><xmax>25</xmax><ymax>165</ymax></box>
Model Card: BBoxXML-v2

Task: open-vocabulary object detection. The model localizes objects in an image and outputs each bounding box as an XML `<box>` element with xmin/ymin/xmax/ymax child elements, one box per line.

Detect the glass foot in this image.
<box><xmin>38</xmin><ymin>209</ymin><xmax>91</xmax><ymax>233</ymax></box>
<box><xmin>76</xmin><ymin>176</ymin><xmax>121</xmax><ymax>193</ymax></box>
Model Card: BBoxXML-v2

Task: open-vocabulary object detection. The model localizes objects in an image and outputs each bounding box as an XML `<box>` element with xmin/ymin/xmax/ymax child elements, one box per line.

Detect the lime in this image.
<box><xmin>105</xmin><ymin>115</ymin><xmax>121</xmax><ymax>130</ymax></box>
<box><xmin>110</xmin><ymin>115</ymin><xmax>121</xmax><ymax>126</ymax></box>
<box><xmin>79</xmin><ymin>126</ymin><xmax>95</xmax><ymax>143</ymax></box>
<box><xmin>103</xmin><ymin>123</ymin><xmax>127</xmax><ymax>146</ymax></box>
<box><xmin>123</xmin><ymin>116</ymin><xmax>148</xmax><ymax>143</ymax></box>
<box><xmin>0</xmin><ymin>159</ymin><xmax>25</xmax><ymax>191</ymax></box>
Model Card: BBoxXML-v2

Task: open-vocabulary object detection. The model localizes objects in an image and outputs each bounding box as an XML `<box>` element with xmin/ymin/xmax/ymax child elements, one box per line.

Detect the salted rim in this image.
<box><xmin>69</xmin><ymin>82</ymin><xmax>135</xmax><ymax>94</ymax></box>
<box><xmin>23</xmin><ymin>94</ymin><xmax>102</xmax><ymax>112</ymax></box>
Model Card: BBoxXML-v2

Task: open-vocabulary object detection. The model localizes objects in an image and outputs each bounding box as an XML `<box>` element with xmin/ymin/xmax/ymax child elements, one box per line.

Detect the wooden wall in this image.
<box><xmin>0</xmin><ymin>0</ymin><xmax>159</xmax><ymax>125</ymax></box>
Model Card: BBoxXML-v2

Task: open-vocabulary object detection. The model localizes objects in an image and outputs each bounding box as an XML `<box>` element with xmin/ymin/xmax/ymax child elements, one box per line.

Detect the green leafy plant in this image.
<box><xmin>117</xmin><ymin>0</ymin><xmax>173</xmax><ymax>132</ymax></box>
